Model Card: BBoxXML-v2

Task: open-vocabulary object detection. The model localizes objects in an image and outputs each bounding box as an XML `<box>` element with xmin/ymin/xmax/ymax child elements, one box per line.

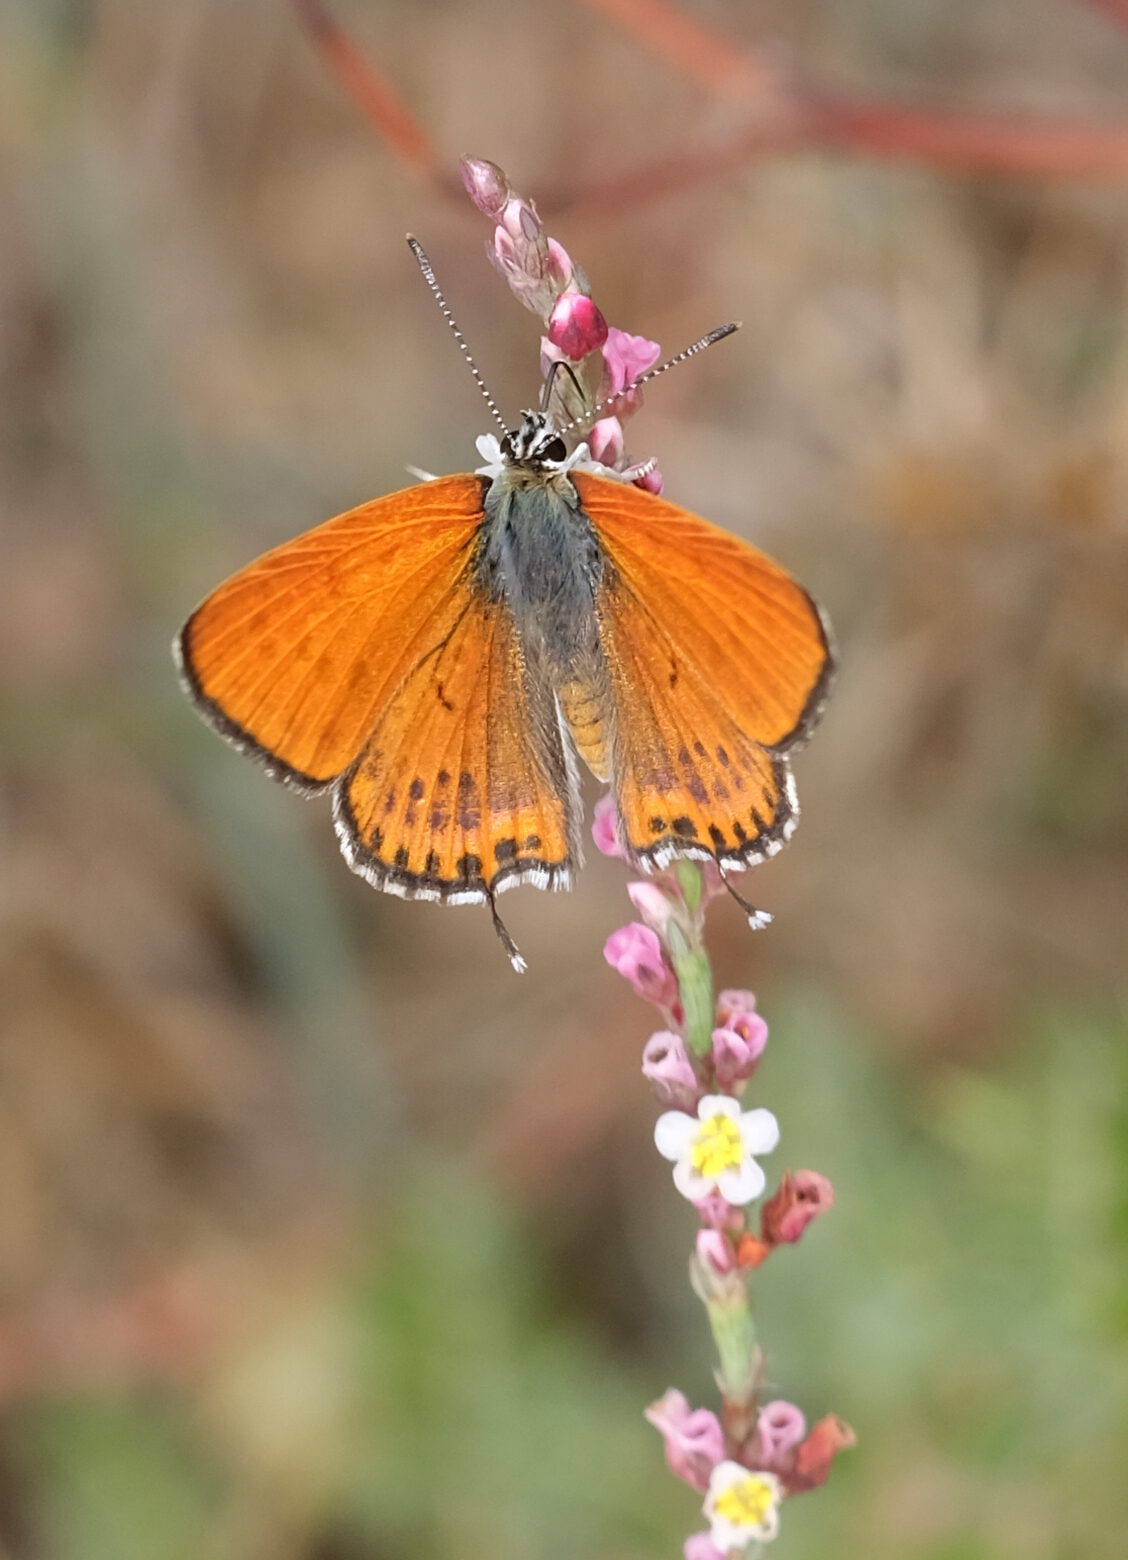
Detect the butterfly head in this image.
<box><xmin>500</xmin><ymin>411</ymin><xmax>568</xmax><ymax>468</ymax></box>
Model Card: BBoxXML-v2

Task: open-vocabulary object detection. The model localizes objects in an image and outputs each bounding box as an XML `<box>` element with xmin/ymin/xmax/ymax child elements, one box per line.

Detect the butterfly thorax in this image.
<box><xmin>478</xmin><ymin>424</ymin><xmax>614</xmax><ymax>781</ymax></box>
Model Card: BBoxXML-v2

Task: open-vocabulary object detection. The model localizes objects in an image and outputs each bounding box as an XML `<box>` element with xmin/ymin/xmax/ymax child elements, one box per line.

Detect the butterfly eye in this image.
<box><xmin>540</xmin><ymin>435</ymin><xmax>567</xmax><ymax>463</ymax></box>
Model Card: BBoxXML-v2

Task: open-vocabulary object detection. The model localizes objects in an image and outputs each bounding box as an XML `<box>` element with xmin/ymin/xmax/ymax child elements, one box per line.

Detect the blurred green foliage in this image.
<box><xmin>9</xmin><ymin>997</ymin><xmax>1127</xmax><ymax>1560</ymax></box>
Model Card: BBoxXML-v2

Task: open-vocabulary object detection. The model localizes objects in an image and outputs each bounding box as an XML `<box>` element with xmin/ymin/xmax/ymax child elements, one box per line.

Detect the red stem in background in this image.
<box><xmin>290</xmin><ymin>0</ymin><xmax>441</xmax><ymax>177</ymax></box>
<box><xmin>1076</xmin><ymin>0</ymin><xmax>1128</xmax><ymax>27</ymax></box>
<box><xmin>290</xmin><ymin>0</ymin><xmax>1128</xmax><ymax>204</ymax></box>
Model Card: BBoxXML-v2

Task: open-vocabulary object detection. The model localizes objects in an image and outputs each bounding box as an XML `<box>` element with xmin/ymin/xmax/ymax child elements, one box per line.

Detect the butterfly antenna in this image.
<box><xmin>486</xmin><ymin>889</ymin><xmax>527</xmax><ymax>973</ymax></box>
<box><xmin>407</xmin><ymin>235</ymin><xmax>509</xmax><ymax>438</ymax></box>
<box><xmin>553</xmin><ymin>321</ymin><xmax>741</xmax><ymax>440</ymax></box>
<box><xmin>718</xmin><ymin>865</ymin><xmax>773</xmax><ymax>932</ymax></box>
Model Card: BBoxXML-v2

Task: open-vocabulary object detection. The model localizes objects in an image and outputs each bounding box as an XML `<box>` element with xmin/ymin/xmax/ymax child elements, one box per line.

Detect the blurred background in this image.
<box><xmin>2</xmin><ymin>1</ymin><xmax>1128</xmax><ymax>1556</ymax></box>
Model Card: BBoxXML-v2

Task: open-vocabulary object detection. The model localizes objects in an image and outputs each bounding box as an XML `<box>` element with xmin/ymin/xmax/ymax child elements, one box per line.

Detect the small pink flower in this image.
<box><xmin>760</xmin><ymin>1171</ymin><xmax>835</xmax><ymax>1247</ymax></box>
<box><xmin>642</xmin><ymin>1031</ymin><xmax>699</xmax><ymax>1109</ymax></box>
<box><xmin>602</xmin><ymin>327</ymin><xmax>662</xmax><ymax>395</ymax></box>
<box><xmin>604</xmin><ymin>923</ymin><xmax>679</xmax><ymax>1012</ymax></box>
<box><xmin>711</xmin><ymin>1024</ymin><xmax>768</xmax><ymax>1092</ymax></box>
<box><xmin>644</xmin><ymin>1389</ymin><xmax>725</xmax><ymax>1494</ymax></box>
<box><xmin>716</xmin><ymin>990</ymin><xmax>767</xmax><ymax>1040</ymax></box>
<box><xmin>695</xmin><ymin>1228</ymin><xmax>736</xmax><ymax>1276</ymax></box>
<box><xmin>684</xmin><ymin>1533</ymin><xmax>727</xmax><ymax>1560</ymax></box>
<box><xmin>592</xmin><ymin>792</ymin><xmax>627</xmax><ymax>859</ymax></box>
<box><xmin>588</xmin><ymin>416</ymin><xmax>624</xmax><ymax>468</ymax></box>
<box><xmin>634</xmin><ymin>464</ymin><xmax>664</xmax><ymax>495</ymax></box>
<box><xmin>756</xmin><ymin>1401</ymin><xmax>807</xmax><ymax>1466</ymax></box>
<box><xmin>547</xmin><ymin>292</ymin><xmax>608</xmax><ymax>361</ymax></box>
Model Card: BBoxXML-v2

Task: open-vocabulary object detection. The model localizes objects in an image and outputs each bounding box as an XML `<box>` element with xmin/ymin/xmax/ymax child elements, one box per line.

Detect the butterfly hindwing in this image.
<box><xmin>176</xmin><ymin>476</ymin><xmax>488</xmax><ymax>791</ymax></box>
<box><xmin>573</xmin><ymin>472</ymin><xmax>834</xmax><ymax>869</ymax></box>
<box><xmin>336</xmin><ymin>585</ymin><xmax>580</xmax><ymax>902</ymax></box>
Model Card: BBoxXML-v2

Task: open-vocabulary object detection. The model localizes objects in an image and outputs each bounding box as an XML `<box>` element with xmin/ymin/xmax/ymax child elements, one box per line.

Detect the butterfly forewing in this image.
<box><xmin>573</xmin><ymin>473</ymin><xmax>833</xmax><ymax>869</ymax></box>
<box><xmin>177</xmin><ymin>476</ymin><xmax>487</xmax><ymax>790</ymax></box>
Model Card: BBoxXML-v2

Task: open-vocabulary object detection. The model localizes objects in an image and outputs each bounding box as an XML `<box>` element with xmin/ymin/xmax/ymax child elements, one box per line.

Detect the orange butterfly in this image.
<box><xmin>176</xmin><ymin>273</ymin><xmax>833</xmax><ymax>968</ymax></box>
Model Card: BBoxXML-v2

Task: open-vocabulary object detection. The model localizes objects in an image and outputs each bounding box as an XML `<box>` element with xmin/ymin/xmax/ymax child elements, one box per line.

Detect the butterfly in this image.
<box><xmin>175</xmin><ymin>264</ymin><xmax>834</xmax><ymax>969</ymax></box>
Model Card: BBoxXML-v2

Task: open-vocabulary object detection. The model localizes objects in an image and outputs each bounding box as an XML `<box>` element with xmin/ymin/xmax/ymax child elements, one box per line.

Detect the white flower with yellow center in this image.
<box><xmin>704</xmin><ymin>1460</ymin><xmax>783</xmax><ymax>1549</ymax></box>
<box><xmin>654</xmin><ymin>1095</ymin><xmax>779</xmax><ymax>1205</ymax></box>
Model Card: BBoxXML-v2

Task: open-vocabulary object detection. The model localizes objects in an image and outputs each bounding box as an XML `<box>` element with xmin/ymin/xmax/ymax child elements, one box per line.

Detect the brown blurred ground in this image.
<box><xmin>1</xmin><ymin>3</ymin><xmax>1127</xmax><ymax>1558</ymax></box>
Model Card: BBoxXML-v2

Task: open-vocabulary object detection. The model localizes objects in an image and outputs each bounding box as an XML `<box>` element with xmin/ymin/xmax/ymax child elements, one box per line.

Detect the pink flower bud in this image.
<box><xmin>760</xmin><ymin>1170</ymin><xmax>835</xmax><ymax>1247</ymax></box>
<box><xmin>545</xmin><ymin>237</ymin><xmax>575</xmax><ymax>292</ymax></box>
<box><xmin>627</xmin><ymin>879</ymin><xmax>677</xmax><ymax>936</ymax></box>
<box><xmin>711</xmin><ymin>1024</ymin><xmax>767</xmax><ymax>1092</ymax></box>
<box><xmin>634</xmin><ymin>465</ymin><xmax>664</xmax><ymax>495</ymax></box>
<box><xmin>695</xmin><ymin>1228</ymin><xmax>736</xmax><ymax>1276</ymax></box>
<box><xmin>459</xmin><ymin>156</ymin><xmax>510</xmax><ymax>219</ymax></box>
<box><xmin>603</xmin><ymin>923</ymin><xmax>679</xmax><ymax>1012</ymax></box>
<box><xmin>500</xmin><ymin>195</ymin><xmax>541</xmax><ymax>245</ymax></box>
<box><xmin>644</xmin><ymin>1389</ymin><xmax>725</xmax><ymax>1494</ymax></box>
<box><xmin>547</xmin><ymin>292</ymin><xmax>608</xmax><ymax>361</ymax></box>
<box><xmin>642</xmin><ymin>1031</ymin><xmax>699</xmax><ymax>1108</ymax></box>
<box><xmin>756</xmin><ymin>1400</ymin><xmax>807</xmax><ymax>1465</ymax></box>
<box><xmin>588</xmin><ymin>417</ymin><xmax>624</xmax><ymax>468</ymax></box>
<box><xmin>591</xmin><ymin>792</ymin><xmax>627</xmax><ymax>859</ymax></box>
<box><xmin>684</xmin><ymin>1534</ymin><xmax>727</xmax><ymax>1560</ymax></box>
<box><xmin>490</xmin><ymin>210</ymin><xmax>554</xmax><ymax>316</ymax></box>
<box><xmin>693</xmin><ymin>1188</ymin><xmax>745</xmax><ymax>1233</ymax></box>
<box><xmin>785</xmin><ymin>1415</ymin><xmax>856</xmax><ymax>1494</ymax></box>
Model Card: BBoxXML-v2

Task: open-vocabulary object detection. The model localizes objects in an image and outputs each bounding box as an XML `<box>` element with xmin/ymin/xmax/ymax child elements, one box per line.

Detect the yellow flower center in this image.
<box><xmin>714</xmin><ymin>1473</ymin><xmax>777</xmax><ymax>1530</ymax></box>
<box><xmin>691</xmin><ymin>1113</ymin><xmax>743</xmax><ymax>1179</ymax></box>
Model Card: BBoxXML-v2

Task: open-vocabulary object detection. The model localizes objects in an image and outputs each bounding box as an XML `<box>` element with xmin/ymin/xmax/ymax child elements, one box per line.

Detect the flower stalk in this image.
<box><xmin>598</xmin><ymin>797</ymin><xmax>854</xmax><ymax>1554</ymax></box>
<box><xmin>459</xmin><ymin>156</ymin><xmax>854</xmax><ymax>1555</ymax></box>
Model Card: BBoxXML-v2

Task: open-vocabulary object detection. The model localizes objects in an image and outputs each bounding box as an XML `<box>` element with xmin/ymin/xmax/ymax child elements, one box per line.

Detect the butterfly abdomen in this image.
<box><xmin>557</xmin><ymin>678</ymin><xmax>611</xmax><ymax>781</ymax></box>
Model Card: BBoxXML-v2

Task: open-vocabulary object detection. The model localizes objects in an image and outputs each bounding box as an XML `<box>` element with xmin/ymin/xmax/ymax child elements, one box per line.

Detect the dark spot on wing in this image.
<box><xmin>436</xmin><ymin>681</ymin><xmax>454</xmax><ymax>711</ymax></box>
<box><xmin>523</xmin><ymin>834</ymin><xmax>542</xmax><ymax>851</ymax></box>
<box><xmin>425</xmin><ymin>851</ymin><xmax>441</xmax><ymax>874</ymax></box>
<box><xmin>458</xmin><ymin>771</ymin><xmax>481</xmax><ymax>829</ymax></box>
<box><xmin>383</xmin><ymin>788</ymin><xmax>397</xmax><ymax>815</ymax></box>
<box><xmin>686</xmin><ymin>774</ymin><xmax>708</xmax><ymax>804</ymax></box>
<box><xmin>671</xmin><ymin>816</ymin><xmax>698</xmax><ymax>838</ymax></box>
<box><xmin>394</xmin><ymin>846</ymin><xmax>410</xmax><ymax>869</ymax></box>
<box><xmin>733</xmin><ymin>820</ymin><xmax>749</xmax><ymax>843</ymax></box>
<box><xmin>712</xmin><ymin>781</ymin><xmax>730</xmax><ymax>801</ymax></box>
<box><xmin>494</xmin><ymin>838</ymin><xmax>518</xmax><ymax>864</ymax></box>
<box><xmin>716</xmin><ymin>746</ymin><xmax>730</xmax><ymax>767</ymax></box>
<box><xmin>693</xmin><ymin>741</ymin><xmax>706</xmax><ymax>758</ymax></box>
<box><xmin>437</xmin><ymin>770</ymin><xmax>451</xmax><ymax>788</ymax></box>
<box><xmin>457</xmin><ymin>852</ymin><xmax>482</xmax><ymax>882</ymax></box>
<box><xmin>649</xmin><ymin>816</ymin><xmax>667</xmax><ymax>834</ymax></box>
<box><xmin>408</xmin><ymin>778</ymin><xmax>425</xmax><ymax>801</ymax></box>
<box><xmin>708</xmin><ymin>824</ymin><xmax>727</xmax><ymax>850</ymax></box>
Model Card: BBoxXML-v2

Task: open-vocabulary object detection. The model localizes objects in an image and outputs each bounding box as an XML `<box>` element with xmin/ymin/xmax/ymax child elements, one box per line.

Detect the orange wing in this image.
<box><xmin>176</xmin><ymin>474</ymin><xmax>579</xmax><ymax>906</ymax></box>
<box><xmin>572</xmin><ymin>472</ymin><xmax>834</xmax><ymax>871</ymax></box>
<box><xmin>336</xmin><ymin>590</ymin><xmax>579</xmax><ymax>904</ymax></box>
<box><xmin>177</xmin><ymin>476</ymin><xmax>486</xmax><ymax>791</ymax></box>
